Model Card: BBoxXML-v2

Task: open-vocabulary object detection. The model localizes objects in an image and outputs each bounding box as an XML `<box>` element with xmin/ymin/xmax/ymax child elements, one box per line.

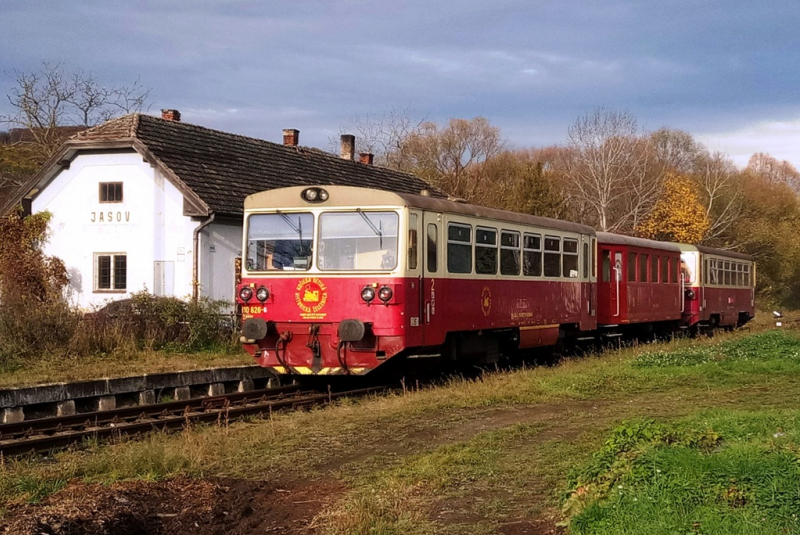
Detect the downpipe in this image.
<box><xmin>192</xmin><ymin>212</ymin><xmax>215</xmax><ymax>301</ymax></box>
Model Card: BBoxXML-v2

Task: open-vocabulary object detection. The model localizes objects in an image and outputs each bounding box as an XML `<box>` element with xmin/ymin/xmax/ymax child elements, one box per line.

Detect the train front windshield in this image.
<box><xmin>318</xmin><ymin>211</ymin><xmax>398</xmax><ymax>271</ymax></box>
<box><xmin>246</xmin><ymin>213</ymin><xmax>314</xmax><ymax>271</ymax></box>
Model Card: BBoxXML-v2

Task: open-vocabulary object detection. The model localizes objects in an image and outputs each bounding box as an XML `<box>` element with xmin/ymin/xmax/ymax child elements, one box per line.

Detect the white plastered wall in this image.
<box><xmin>30</xmin><ymin>151</ymin><xmax>222</xmax><ymax>309</ymax></box>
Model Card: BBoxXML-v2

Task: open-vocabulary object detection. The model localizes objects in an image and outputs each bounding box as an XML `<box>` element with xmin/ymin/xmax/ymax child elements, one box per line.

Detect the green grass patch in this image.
<box><xmin>564</xmin><ymin>411</ymin><xmax>800</xmax><ymax>534</ymax></box>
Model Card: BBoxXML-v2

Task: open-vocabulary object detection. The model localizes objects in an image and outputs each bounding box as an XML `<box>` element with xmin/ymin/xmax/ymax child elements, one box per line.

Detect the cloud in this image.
<box><xmin>697</xmin><ymin>117</ymin><xmax>800</xmax><ymax>169</ymax></box>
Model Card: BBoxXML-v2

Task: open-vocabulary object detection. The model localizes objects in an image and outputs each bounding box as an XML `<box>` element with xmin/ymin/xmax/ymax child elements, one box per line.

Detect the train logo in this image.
<box><xmin>481</xmin><ymin>286</ymin><xmax>492</xmax><ymax>317</ymax></box>
<box><xmin>295</xmin><ymin>277</ymin><xmax>329</xmax><ymax>318</ymax></box>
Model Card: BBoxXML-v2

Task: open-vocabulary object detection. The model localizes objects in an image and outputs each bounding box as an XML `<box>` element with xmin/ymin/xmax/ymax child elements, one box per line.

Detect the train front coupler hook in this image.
<box><xmin>307</xmin><ymin>324</ymin><xmax>323</xmax><ymax>373</ymax></box>
<box><xmin>275</xmin><ymin>331</ymin><xmax>295</xmax><ymax>373</ymax></box>
<box><xmin>336</xmin><ymin>340</ymin><xmax>350</xmax><ymax>375</ymax></box>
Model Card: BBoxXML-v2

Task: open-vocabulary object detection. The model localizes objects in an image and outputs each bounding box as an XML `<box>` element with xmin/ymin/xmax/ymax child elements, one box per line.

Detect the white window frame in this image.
<box><xmin>94</xmin><ymin>253</ymin><xmax>127</xmax><ymax>292</ymax></box>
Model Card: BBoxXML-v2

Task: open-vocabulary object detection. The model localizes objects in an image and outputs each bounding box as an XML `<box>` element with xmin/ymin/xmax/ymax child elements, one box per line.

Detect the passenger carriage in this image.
<box><xmin>237</xmin><ymin>185</ymin><xmax>596</xmax><ymax>375</ymax></box>
<box><xmin>678</xmin><ymin>245</ymin><xmax>755</xmax><ymax>330</ymax></box>
<box><xmin>595</xmin><ymin>233</ymin><xmax>683</xmax><ymax>336</ymax></box>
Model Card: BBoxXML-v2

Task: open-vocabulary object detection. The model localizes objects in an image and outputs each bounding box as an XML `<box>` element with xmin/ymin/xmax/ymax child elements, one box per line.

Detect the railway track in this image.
<box><xmin>0</xmin><ymin>383</ymin><xmax>389</xmax><ymax>457</ymax></box>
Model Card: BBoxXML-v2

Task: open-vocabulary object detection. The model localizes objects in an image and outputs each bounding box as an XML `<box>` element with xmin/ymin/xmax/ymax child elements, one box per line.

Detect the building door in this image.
<box><xmin>154</xmin><ymin>261</ymin><xmax>175</xmax><ymax>296</ymax></box>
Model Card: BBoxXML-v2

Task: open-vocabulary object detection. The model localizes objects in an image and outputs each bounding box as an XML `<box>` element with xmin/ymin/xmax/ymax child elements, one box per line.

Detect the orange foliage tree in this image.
<box><xmin>636</xmin><ymin>173</ymin><xmax>709</xmax><ymax>243</ymax></box>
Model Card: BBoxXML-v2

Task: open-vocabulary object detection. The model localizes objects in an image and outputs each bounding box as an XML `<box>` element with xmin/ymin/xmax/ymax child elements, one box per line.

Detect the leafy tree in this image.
<box><xmin>636</xmin><ymin>173</ymin><xmax>709</xmax><ymax>243</ymax></box>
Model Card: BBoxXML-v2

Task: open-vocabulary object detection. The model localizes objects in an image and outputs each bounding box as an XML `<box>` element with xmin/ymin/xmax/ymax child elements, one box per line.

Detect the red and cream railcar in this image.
<box><xmin>595</xmin><ymin>233</ymin><xmax>683</xmax><ymax>334</ymax></box>
<box><xmin>237</xmin><ymin>185</ymin><xmax>596</xmax><ymax>376</ymax></box>
<box><xmin>678</xmin><ymin>244</ymin><xmax>755</xmax><ymax>330</ymax></box>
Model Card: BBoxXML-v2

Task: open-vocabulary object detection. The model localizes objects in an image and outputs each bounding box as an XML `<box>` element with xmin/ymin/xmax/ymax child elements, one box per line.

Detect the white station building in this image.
<box><xmin>6</xmin><ymin>110</ymin><xmax>435</xmax><ymax>309</ymax></box>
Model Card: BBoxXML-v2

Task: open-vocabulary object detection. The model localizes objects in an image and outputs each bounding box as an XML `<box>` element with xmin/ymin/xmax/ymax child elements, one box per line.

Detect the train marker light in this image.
<box><xmin>256</xmin><ymin>286</ymin><xmax>270</xmax><ymax>302</ymax></box>
<box><xmin>361</xmin><ymin>286</ymin><xmax>376</xmax><ymax>303</ymax></box>
<box><xmin>239</xmin><ymin>287</ymin><xmax>253</xmax><ymax>302</ymax></box>
<box><xmin>319</xmin><ymin>189</ymin><xmax>329</xmax><ymax>201</ymax></box>
<box><xmin>378</xmin><ymin>286</ymin><xmax>393</xmax><ymax>303</ymax></box>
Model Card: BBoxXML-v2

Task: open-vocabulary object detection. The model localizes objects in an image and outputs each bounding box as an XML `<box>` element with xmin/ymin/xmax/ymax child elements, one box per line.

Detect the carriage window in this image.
<box><xmin>628</xmin><ymin>253</ymin><xmax>637</xmax><ymax>282</ymax></box>
<box><xmin>544</xmin><ymin>236</ymin><xmax>561</xmax><ymax>277</ymax></box>
<box><xmin>651</xmin><ymin>255</ymin><xmax>659</xmax><ymax>283</ymax></box>
<box><xmin>475</xmin><ymin>227</ymin><xmax>498</xmax><ymax>275</ymax></box>
<box><xmin>319</xmin><ymin>211</ymin><xmax>398</xmax><ymax>271</ymax></box>
<box><xmin>447</xmin><ymin>223</ymin><xmax>472</xmax><ymax>274</ymax></box>
<box><xmin>723</xmin><ymin>261</ymin><xmax>731</xmax><ymax>285</ymax></box>
<box><xmin>583</xmin><ymin>242</ymin><xmax>589</xmax><ymax>279</ymax></box>
<box><xmin>738</xmin><ymin>263</ymin><xmax>745</xmax><ymax>286</ymax></box>
<box><xmin>704</xmin><ymin>259</ymin><xmax>709</xmax><ymax>285</ymax></box>
<box><xmin>563</xmin><ymin>238</ymin><xmax>578</xmax><ymax>278</ymax></box>
<box><xmin>602</xmin><ymin>250</ymin><xmax>611</xmax><ymax>282</ymax></box>
<box><xmin>523</xmin><ymin>233</ymin><xmax>542</xmax><ymax>276</ymax></box>
<box><xmin>709</xmin><ymin>260</ymin><xmax>718</xmax><ymax>285</ymax></box>
<box><xmin>639</xmin><ymin>254</ymin><xmax>649</xmax><ymax>282</ymax></box>
<box><xmin>661</xmin><ymin>256</ymin><xmax>669</xmax><ymax>283</ymax></box>
<box><xmin>408</xmin><ymin>214</ymin><xmax>418</xmax><ymax>270</ymax></box>
<box><xmin>744</xmin><ymin>264</ymin><xmax>750</xmax><ymax>286</ymax></box>
<box><xmin>247</xmin><ymin>212</ymin><xmax>313</xmax><ymax>271</ymax></box>
<box><xmin>592</xmin><ymin>238</ymin><xmax>597</xmax><ymax>278</ymax></box>
<box><xmin>427</xmin><ymin>224</ymin><xmax>438</xmax><ymax>272</ymax></box>
<box><xmin>500</xmin><ymin>231</ymin><xmax>521</xmax><ymax>276</ymax></box>
<box><xmin>673</xmin><ymin>256</ymin><xmax>680</xmax><ymax>283</ymax></box>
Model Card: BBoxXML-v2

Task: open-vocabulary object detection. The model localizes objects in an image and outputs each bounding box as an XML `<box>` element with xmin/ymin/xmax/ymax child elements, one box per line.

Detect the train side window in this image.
<box><xmin>639</xmin><ymin>253</ymin><xmax>649</xmax><ymax>282</ymax></box>
<box><xmin>651</xmin><ymin>255</ymin><xmax>659</xmax><ymax>283</ymax></box>
<box><xmin>500</xmin><ymin>230</ymin><xmax>521</xmax><ymax>276</ymax></box>
<box><xmin>628</xmin><ymin>252</ymin><xmax>637</xmax><ymax>282</ymax></box>
<box><xmin>582</xmin><ymin>242</ymin><xmax>589</xmax><ymax>279</ymax></box>
<box><xmin>591</xmin><ymin>238</ymin><xmax>597</xmax><ymax>278</ymax></box>
<box><xmin>744</xmin><ymin>264</ymin><xmax>750</xmax><ymax>286</ymax></box>
<box><xmin>723</xmin><ymin>261</ymin><xmax>731</xmax><ymax>285</ymax></box>
<box><xmin>563</xmin><ymin>238</ymin><xmax>578</xmax><ymax>278</ymax></box>
<box><xmin>737</xmin><ymin>263</ymin><xmax>744</xmax><ymax>286</ymax></box>
<box><xmin>447</xmin><ymin>223</ymin><xmax>472</xmax><ymax>274</ymax></box>
<box><xmin>523</xmin><ymin>234</ymin><xmax>542</xmax><ymax>276</ymax></box>
<box><xmin>427</xmin><ymin>224</ymin><xmax>438</xmax><ymax>272</ymax></box>
<box><xmin>544</xmin><ymin>236</ymin><xmax>561</xmax><ymax>277</ymax></box>
<box><xmin>673</xmin><ymin>256</ymin><xmax>679</xmax><ymax>283</ymax></box>
<box><xmin>475</xmin><ymin>227</ymin><xmax>498</xmax><ymax>275</ymax></box>
<box><xmin>709</xmin><ymin>260</ymin><xmax>717</xmax><ymax>285</ymax></box>
<box><xmin>661</xmin><ymin>256</ymin><xmax>669</xmax><ymax>283</ymax></box>
<box><xmin>602</xmin><ymin>250</ymin><xmax>611</xmax><ymax>282</ymax></box>
<box><xmin>408</xmin><ymin>214</ymin><xmax>418</xmax><ymax>270</ymax></box>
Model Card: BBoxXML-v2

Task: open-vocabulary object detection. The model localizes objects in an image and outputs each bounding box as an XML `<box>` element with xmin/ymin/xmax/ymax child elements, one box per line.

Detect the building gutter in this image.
<box><xmin>192</xmin><ymin>212</ymin><xmax>215</xmax><ymax>301</ymax></box>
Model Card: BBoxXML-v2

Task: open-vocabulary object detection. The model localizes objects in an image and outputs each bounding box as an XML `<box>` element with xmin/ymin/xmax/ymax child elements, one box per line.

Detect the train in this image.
<box><xmin>236</xmin><ymin>185</ymin><xmax>755</xmax><ymax>376</ymax></box>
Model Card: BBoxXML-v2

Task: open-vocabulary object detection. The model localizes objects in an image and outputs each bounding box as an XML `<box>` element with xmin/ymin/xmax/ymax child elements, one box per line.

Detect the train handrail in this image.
<box><xmin>680</xmin><ymin>274</ymin><xmax>685</xmax><ymax>313</ymax></box>
<box><xmin>613</xmin><ymin>266</ymin><xmax>620</xmax><ymax>317</ymax></box>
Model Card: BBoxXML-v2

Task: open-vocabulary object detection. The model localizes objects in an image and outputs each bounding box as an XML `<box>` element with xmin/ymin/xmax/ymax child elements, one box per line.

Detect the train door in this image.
<box><xmin>611</xmin><ymin>250</ymin><xmax>622</xmax><ymax>320</ymax></box>
<box><xmin>580</xmin><ymin>235</ymin><xmax>596</xmax><ymax>329</ymax></box>
<box><xmin>422</xmin><ymin>211</ymin><xmax>446</xmax><ymax>346</ymax></box>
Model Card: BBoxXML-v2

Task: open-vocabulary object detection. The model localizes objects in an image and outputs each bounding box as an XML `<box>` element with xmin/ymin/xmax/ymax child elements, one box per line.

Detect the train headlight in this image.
<box><xmin>361</xmin><ymin>286</ymin><xmax>376</xmax><ymax>303</ymax></box>
<box><xmin>239</xmin><ymin>287</ymin><xmax>253</xmax><ymax>302</ymax></box>
<box><xmin>302</xmin><ymin>187</ymin><xmax>329</xmax><ymax>203</ymax></box>
<box><xmin>378</xmin><ymin>286</ymin><xmax>393</xmax><ymax>303</ymax></box>
<box><xmin>256</xmin><ymin>286</ymin><xmax>270</xmax><ymax>302</ymax></box>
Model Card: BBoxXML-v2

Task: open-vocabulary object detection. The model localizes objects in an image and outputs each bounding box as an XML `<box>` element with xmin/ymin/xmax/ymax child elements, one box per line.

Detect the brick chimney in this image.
<box><xmin>282</xmin><ymin>129</ymin><xmax>299</xmax><ymax>147</ymax></box>
<box><xmin>161</xmin><ymin>109</ymin><xmax>181</xmax><ymax>122</ymax></box>
<box><xmin>359</xmin><ymin>152</ymin><xmax>374</xmax><ymax>165</ymax></box>
<box><xmin>340</xmin><ymin>134</ymin><xmax>355</xmax><ymax>161</ymax></box>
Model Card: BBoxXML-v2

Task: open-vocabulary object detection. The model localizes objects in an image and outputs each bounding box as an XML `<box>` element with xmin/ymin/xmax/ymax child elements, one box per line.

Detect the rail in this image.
<box><xmin>0</xmin><ymin>384</ymin><xmax>390</xmax><ymax>457</ymax></box>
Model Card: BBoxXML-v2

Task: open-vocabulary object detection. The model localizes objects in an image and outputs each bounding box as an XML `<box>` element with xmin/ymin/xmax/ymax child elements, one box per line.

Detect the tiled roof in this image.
<box><xmin>72</xmin><ymin>114</ymin><xmax>441</xmax><ymax>217</ymax></box>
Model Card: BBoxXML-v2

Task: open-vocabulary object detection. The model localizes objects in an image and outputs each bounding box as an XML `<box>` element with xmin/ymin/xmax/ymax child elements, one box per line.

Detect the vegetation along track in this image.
<box><xmin>0</xmin><ymin>383</ymin><xmax>389</xmax><ymax>457</ymax></box>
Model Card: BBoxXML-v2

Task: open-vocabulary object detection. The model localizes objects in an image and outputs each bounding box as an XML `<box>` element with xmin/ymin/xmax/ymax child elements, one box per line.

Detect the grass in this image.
<box><xmin>3</xmin><ymin>326</ymin><xmax>800</xmax><ymax>533</ymax></box>
<box><xmin>0</xmin><ymin>347</ymin><xmax>252</xmax><ymax>389</ymax></box>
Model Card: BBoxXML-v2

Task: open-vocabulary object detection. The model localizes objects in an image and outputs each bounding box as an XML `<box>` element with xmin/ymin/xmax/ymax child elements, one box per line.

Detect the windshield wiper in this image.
<box><xmin>357</xmin><ymin>209</ymin><xmax>383</xmax><ymax>248</ymax></box>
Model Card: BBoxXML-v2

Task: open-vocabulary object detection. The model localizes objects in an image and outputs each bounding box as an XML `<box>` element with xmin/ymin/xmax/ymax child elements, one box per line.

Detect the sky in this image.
<box><xmin>2</xmin><ymin>0</ymin><xmax>799</xmax><ymax>169</ymax></box>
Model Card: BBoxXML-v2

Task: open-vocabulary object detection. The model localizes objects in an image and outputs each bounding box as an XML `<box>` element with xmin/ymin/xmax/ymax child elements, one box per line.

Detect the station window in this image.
<box><xmin>500</xmin><ymin>231</ymin><xmax>521</xmax><ymax>276</ymax></box>
<box><xmin>427</xmin><ymin>224</ymin><xmax>438</xmax><ymax>272</ymax></box>
<box><xmin>408</xmin><ymin>214</ymin><xmax>418</xmax><ymax>270</ymax></box>
<box><xmin>95</xmin><ymin>253</ymin><xmax>127</xmax><ymax>291</ymax></box>
<box><xmin>563</xmin><ymin>238</ymin><xmax>578</xmax><ymax>278</ymax></box>
<box><xmin>523</xmin><ymin>233</ymin><xmax>542</xmax><ymax>276</ymax></box>
<box><xmin>447</xmin><ymin>223</ymin><xmax>472</xmax><ymax>274</ymax></box>
<box><xmin>99</xmin><ymin>182</ymin><xmax>123</xmax><ymax>203</ymax></box>
<box><xmin>475</xmin><ymin>227</ymin><xmax>498</xmax><ymax>275</ymax></box>
<box><xmin>661</xmin><ymin>256</ymin><xmax>669</xmax><ymax>283</ymax></box>
<box><xmin>628</xmin><ymin>253</ymin><xmax>637</xmax><ymax>282</ymax></box>
<box><xmin>639</xmin><ymin>253</ymin><xmax>649</xmax><ymax>282</ymax></box>
<box><xmin>544</xmin><ymin>236</ymin><xmax>561</xmax><ymax>277</ymax></box>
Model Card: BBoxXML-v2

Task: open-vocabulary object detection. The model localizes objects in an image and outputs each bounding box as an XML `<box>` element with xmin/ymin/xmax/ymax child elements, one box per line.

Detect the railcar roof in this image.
<box><xmin>596</xmin><ymin>232</ymin><xmax>682</xmax><ymax>253</ymax></box>
<box><xmin>678</xmin><ymin>243</ymin><xmax>753</xmax><ymax>261</ymax></box>
<box><xmin>245</xmin><ymin>186</ymin><xmax>595</xmax><ymax>235</ymax></box>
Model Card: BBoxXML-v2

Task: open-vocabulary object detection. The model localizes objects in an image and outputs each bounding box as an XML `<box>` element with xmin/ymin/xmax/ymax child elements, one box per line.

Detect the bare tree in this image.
<box><xmin>2</xmin><ymin>61</ymin><xmax>151</xmax><ymax>158</ymax></box>
<box><xmin>746</xmin><ymin>152</ymin><xmax>800</xmax><ymax>191</ymax></box>
<box><xmin>333</xmin><ymin>107</ymin><xmax>427</xmax><ymax>169</ymax></box>
<box><xmin>650</xmin><ymin>128</ymin><xmax>703</xmax><ymax>174</ymax></box>
<box><xmin>694</xmin><ymin>151</ymin><xmax>742</xmax><ymax>241</ymax></box>
<box><xmin>564</xmin><ymin>108</ymin><xmax>664</xmax><ymax>232</ymax></box>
